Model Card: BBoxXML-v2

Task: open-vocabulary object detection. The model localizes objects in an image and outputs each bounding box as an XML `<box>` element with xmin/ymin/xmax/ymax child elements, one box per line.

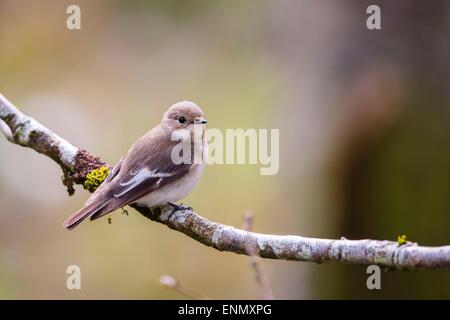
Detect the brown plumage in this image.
<box><xmin>63</xmin><ymin>101</ymin><xmax>208</xmax><ymax>230</ymax></box>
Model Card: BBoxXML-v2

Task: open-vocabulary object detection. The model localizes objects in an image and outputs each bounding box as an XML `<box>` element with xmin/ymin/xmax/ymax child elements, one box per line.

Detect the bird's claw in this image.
<box><xmin>167</xmin><ymin>202</ymin><xmax>193</xmax><ymax>220</ymax></box>
<box><xmin>121</xmin><ymin>207</ymin><xmax>129</xmax><ymax>216</ymax></box>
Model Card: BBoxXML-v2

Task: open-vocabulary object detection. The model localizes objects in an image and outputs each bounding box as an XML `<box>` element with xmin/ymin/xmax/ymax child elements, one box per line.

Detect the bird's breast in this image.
<box><xmin>135</xmin><ymin>136</ymin><xmax>207</xmax><ymax>207</ymax></box>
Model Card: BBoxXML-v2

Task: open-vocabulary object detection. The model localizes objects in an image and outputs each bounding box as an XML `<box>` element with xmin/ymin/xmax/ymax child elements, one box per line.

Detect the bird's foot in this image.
<box><xmin>167</xmin><ymin>202</ymin><xmax>193</xmax><ymax>220</ymax></box>
<box><xmin>178</xmin><ymin>203</ymin><xmax>193</xmax><ymax>211</ymax></box>
<box><xmin>121</xmin><ymin>207</ymin><xmax>129</xmax><ymax>216</ymax></box>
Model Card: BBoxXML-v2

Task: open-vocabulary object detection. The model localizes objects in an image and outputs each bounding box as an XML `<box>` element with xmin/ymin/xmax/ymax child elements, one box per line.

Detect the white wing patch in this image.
<box><xmin>113</xmin><ymin>167</ymin><xmax>174</xmax><ymax>198</ymax></box>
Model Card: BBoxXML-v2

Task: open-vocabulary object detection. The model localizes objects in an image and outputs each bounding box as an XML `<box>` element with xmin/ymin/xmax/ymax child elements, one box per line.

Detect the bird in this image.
<box><xmin>63</xmin><ymin>101</ymin><xmax>208</xmax><ymax>230</ymax></box>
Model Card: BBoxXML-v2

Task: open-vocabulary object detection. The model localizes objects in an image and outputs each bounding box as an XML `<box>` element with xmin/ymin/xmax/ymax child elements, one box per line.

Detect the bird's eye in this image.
<box><xmin>178</xmin><ymin>116</ymin><xmax>186</xmax><ymax>124</ymax></box>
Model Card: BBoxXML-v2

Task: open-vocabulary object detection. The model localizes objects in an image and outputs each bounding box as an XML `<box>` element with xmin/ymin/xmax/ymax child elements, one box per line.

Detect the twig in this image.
<box><xmin>160</xmin><ymin>275</ymin><xmax>209</xmax><ymax>299</ymax></box>
<box><xmin>1</xmin><ymin>93</ymin><xmax>450</xmax><ymax>270</ymax></box>
<box><xmin>243</xmin><ymin>211</ymin><xmax>275</xmax><ymax>300</ymax></box>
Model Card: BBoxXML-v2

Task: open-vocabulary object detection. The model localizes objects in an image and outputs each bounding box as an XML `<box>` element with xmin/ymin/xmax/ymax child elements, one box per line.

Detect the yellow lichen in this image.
<box><xmin>83</xmin><ymin>166</ymin><xmax>110</xmax><ymax>192</ymax></box>
<box><xmin>397</xmin><ymin>234</ymin><xmax>408</xmax><ymax>246</ymax></box>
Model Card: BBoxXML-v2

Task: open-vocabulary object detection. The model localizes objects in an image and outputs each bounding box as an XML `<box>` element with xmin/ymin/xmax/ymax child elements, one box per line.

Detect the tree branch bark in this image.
<box><xmin>1</xmin><ymin>94</ymin><xmax>450</xmax><ymax>270</ymax></box>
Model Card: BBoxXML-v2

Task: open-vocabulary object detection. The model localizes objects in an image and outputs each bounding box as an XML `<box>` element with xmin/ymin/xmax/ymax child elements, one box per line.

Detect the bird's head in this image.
<box><xmin>161</xmin><ymin>101</ymin><xmax>207</xmax><ymax>132</ymax></box>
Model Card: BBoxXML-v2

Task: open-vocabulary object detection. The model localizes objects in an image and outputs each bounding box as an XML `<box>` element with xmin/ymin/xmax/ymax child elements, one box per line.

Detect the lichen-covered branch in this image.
<box><xmin>1</xmin><ymin>94</ymin><xmax>450</xmax><ymax>270</ymax></box>
<box><xmin>0</xmin><ymin>94</ymin><xmax>107</xmax><ymax>194</ymax></box>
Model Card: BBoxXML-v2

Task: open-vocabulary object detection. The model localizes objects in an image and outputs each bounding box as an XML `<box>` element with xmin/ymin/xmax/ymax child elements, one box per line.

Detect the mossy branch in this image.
<box><xmin>1</xmin><ymin>94</ymin><xmax>450</xmax><ymax>270</ymax></box>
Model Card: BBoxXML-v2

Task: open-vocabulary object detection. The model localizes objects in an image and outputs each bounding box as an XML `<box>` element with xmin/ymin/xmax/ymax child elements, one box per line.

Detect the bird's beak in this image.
<box><xmin>194</xmin><ymin>118</ymin><xmax>207</xmax><ymax>124</ymax></box>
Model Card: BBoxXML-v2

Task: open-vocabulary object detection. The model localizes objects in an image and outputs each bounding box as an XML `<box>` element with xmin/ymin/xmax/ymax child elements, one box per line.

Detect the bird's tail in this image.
<box><xmin>63</xmin><ymin>200</ymin><xmax>111</xmax><ymax>230</ymax></box>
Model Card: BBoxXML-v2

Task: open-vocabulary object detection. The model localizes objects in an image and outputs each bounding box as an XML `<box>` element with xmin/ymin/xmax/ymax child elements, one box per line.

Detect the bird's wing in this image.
<box><xmin>88</xmin><ymin>138</ymin><xmax>192</xmax><ymax>220</ymax></box>
<box><xmin>63</xmin><ymin>130</ymin><xmax>193</xmax><ymax>229</ymax></box>
<box><xmin>63</xmin><ymin>156</ymin><xmax>127</xmax><ymax>229</ymax></box>
<box><xmin>84</xmin><ymin>155</ymin><xmax>125</xmax><ymax>206</ymax></box>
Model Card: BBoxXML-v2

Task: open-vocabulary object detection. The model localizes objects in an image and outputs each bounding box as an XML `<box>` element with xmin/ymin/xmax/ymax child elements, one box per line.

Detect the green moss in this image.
<box><xmin>83</xmin><ymin>166</ymin><xmax>110</xmax><ymax>192</ymax></box>
<box><xmin>397</xmin><ymin>234</ymin><xmax>408</xmax><ymax>246</ymax></box>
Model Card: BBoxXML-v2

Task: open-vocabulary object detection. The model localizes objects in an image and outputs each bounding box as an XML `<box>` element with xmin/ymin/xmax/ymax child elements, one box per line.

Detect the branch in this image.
<box><xmin>1</xmin><ymin>94</ymin><xmax>450</xmax><ymax>271</ymax></box>
<box><xmin>243</xmin><ymin>212</ymin><xmax>274</xmax><ymax>299</ymax></box>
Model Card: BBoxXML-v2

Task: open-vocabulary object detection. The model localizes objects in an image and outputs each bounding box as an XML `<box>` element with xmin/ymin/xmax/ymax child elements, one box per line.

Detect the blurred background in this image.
<box><xmin>0</xmin><ymin>0</ymin><xmax>449</xmax><ymax>299</ymax></box>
